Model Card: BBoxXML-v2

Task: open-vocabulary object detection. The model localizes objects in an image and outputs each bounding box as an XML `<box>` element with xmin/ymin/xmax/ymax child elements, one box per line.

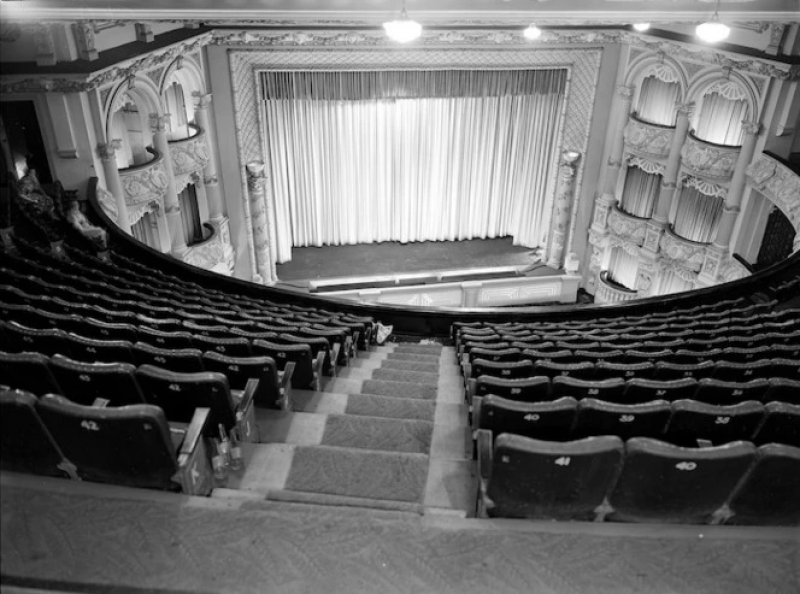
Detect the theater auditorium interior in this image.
<box><xmin>1</xmin><ymin>1</ymin><xmax>799</xmax><ymax>592</ymax></box>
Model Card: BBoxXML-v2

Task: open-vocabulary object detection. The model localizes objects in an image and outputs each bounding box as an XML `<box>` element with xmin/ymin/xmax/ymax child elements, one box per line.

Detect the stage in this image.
<box><xmin>274</xmin><ymin>238</ymin><xmax>580</xmax><ymax>308</ymax></box>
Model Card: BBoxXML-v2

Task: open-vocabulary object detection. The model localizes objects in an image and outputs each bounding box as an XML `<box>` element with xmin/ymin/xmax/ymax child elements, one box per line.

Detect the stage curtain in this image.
<box><xmin>694</xmin><ymin>92</ymin><xmax>747</xmax><ymax>146</ymax></box>
<box><xmin>606</xmin><ymin>246</ymin><xmax>638</xmax><ymax>290</ymax></box>
<box><xmin>179</xmin><ymin>184</ymin><xmax>202</xmax><ymax>246</ymax></box>
<box><xmin>672</xmin><ymin>186</ymin><xmax>724</xmax><ymax>244</ymax></box>
<box><xmin>261</xmin><ymin>70</ymin><xmax>567</xmax><ymax>262</ymax></box>
<box><xmin>619</xmin><ymin>165</ymin><xmax>661</xmax><ymax>219</ymax></box>
<box><xmin>636</xmin><ymin>76</ymin><xmax>679</xmax><ymax>127</ymax></box>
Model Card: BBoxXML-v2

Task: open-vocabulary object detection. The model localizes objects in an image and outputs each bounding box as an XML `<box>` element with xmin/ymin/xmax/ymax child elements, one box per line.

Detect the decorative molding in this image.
<box><xmin>642</xmin><ymin>62</ymin><xmax>680</xmax><ymax>84</ymax></box>
<box><xmin>546</xmin><ymin>151</ymin><xmax>581</xmax><ymax>269</ymax></box>
<box><xmin>746</xmin><ymin>154</ymin><xmax>800</xmax><ymax>240</ymax></box>
<box><xmin>119</xmin><ymin>157</ymin><xmax>169</xmax><ymax>210</ymax></box>
<box><xmin>128</xmin><ymin>199</ymin><xmax>161</xmax><ymax>227</ymax></box>
<box><xmin>681</xmin><ymin>174</ymin><xmax>728</xmax><ymax>199</ymax></box>
<box><xmin>680</xmin><ymin>135</ymin><xmax>740</xmax><ymax>180</ymax></box>
<box><xmin>184</xmin><ymin>226</ymin><xmax>227</xmax><ymax>272</ymax></box>
<box><xmin>704</xmin><ymin>79</ymin><xmax>748</xmax><ymax>101</ymax></box>
<box><xmin>659</xmin><ymin>256</ymin><xmax>697</xmax><ymax>283</ymax></box>
<box><xmin>660</xmin><ymin>226</ymin><xmax>707</xmax><ymax>271</ymax></box>
<box><xmin>608</xmin><ymin>204</ymin><xmax>647</xmax><ymax>247</ymax></box>
<box><xmin>623</xmin><ymin>117</ymin><xmax>673</xmax><ymax>159</ymax></box>
<box><xmin>627</xmin><ymin>155</ymin><xmax>665</xmax><ymax>176</ymax></box>
<box><xmin>718</xmin><ymin>256</ymin><xmax>751</xmax><ymax>283</ymax></box>
<box><xmin>72</xmin><ymin>22</ymin><xmax>99</xmax><ymax>61</ymax></box>
<box><xmin>607</xmin><ymin>233</ymin><xmax>641</xmax><ymax>258</ymax></box>
<box><xmin>95</xmin><ymin>185</ymin><xmax>118</xmax><ymax>224</ymax></box>
<box><xmin>169</xmin><ymin>126</ymin><xmax>210</xmax><ymax>177</ymax></box>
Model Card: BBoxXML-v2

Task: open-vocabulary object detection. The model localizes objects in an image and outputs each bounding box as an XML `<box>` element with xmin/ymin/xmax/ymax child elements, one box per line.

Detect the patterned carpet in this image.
<box><xmin>2</xmin><ymin>477</ymin><xmax>797</xmax><ymax>594</ymax></box>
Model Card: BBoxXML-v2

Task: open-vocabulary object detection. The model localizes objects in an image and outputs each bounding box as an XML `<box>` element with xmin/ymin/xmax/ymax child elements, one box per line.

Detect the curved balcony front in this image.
<box><xmin>118</xmin><ymin>147</ymin><xmax>169</xmax><ymax>210</ymax></box>
<box><xmin>680</xmin><ymin>132</ymin><xmax>740</xmax><ymax>181</ymax></box>
<box><xmin>595</xmin><ymin>270</ymin><xmax>637</xmax><ymax>304</ymax></box>
<box><xmin>659</xmin><ymin>225</ymin><xmax>708</xmax><ymax>272</ymax></box>
<box><xmin>623</xmin><ymin>113</ymin><xmax>674</xmax><ymax>160</ymax></box>
<box><xmin>607</xmin><ymin>203</ymin><xmax>648</xmax><ymax>246</ymax></box>
<box><xmin>169</xmin><ymin>123</ymin><xmax>210</xmax><ymax>179</ymax></box>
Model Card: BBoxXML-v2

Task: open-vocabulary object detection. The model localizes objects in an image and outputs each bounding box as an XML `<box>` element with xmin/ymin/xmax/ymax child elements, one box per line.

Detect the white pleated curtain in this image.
<box><xmin>619</xmin><ymin>165</ymin><xmax>661</xmax><ymax>219</ymax></box>
<box><xmin>659</xmin><ymin>268</ymin><xmax>694</xmax><ymax>295</ymax></box>
<box><xmin>694</xmin><ymin>92</ymin><xmax>748</xmax><ymax>146</ymax></box>
<box><xmin>261</xmin><ymin>70</ymin><xmax>567</xmax><ymax>263</ymax></box>
<box><xmin>672</xmin><ymin>186</ymin><xmax>724</xmax><ymax>244</ymax></box>
<box><xmin>606</xmin><ymin>246</ymin><xmax>638</xmax><ymax>291</ymax></box>
<box><xmin>636</xmin><ymin>76</ymin><xmax>679</xmax><ymax>127</ymax></box>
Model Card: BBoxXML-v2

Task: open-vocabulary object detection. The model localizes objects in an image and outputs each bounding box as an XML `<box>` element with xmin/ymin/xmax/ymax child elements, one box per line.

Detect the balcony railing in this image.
<box><xmin>595</xmin><ymin>271</ymin><xmax>637</xmax><ymax>304</ymax></box>
<box><xmin>659</xmin><ymin>225</ymin><xmax>708</xmax><ymax>272</ymax></box>
<box><xmin>623</xmin><ymin>113</ymin><xmax>674</xmax><ymax>160</ymax></box>
<box><xmin>118</xmin><ymin>147</ymin><xmax>169</xmax><ymax>208</ymax></box>
<box><xmin>607</xmin><ymin>203</ymin><xmax>648</xmax><ymax>246</ymax></box>
<box><xmin>168</xmin><ymin>123</ymin><xmax>210</xmax><ymax>178</ymax></box>
<box><xmin>680</xmin><ymin>132</ymin><xmax>741</xmax><ymax>181</ymax></box>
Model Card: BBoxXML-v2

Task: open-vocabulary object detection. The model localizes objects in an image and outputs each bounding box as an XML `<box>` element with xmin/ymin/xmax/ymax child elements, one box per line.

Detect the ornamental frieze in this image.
<box><xmin>184</xmin><ymin>229</ymin><xmax>226</xmax><ymax>271</ymax></box>
<box><xmin>746</xmin><ymin>154</ymin><xmax>800</xmax><ymax>237</ymax></box>
<box><xmin>169</xmin><ymin>128</ymin><xmax>210</xmax><ymax>177</ymax></box>
<box><xmin>680</xmin><ymin>135</ymin><xmax>740</xmax><ymax>180</ymax></box>
<box><xmin>119</xmin><ymin>158</ymin><xmax>169</xmax><ymax>207</ymax></box>
<box><xmin>659</xmin><ymin>227</ymin><xmax>707</xmax><ymax>271</ymax></box>
<box><xmin>607</xmin><ymin>205</ymin><xmax>647</xmax><ymax>246</ymax></box>
<box><xmin>623</xmin><ymin>118</ymin><xmax>673</xmax><ymax>159</ymax></box>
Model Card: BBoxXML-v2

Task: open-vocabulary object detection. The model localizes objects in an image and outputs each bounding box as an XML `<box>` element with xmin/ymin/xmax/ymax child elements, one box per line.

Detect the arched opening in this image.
<box><xmin>606</xmin><ymin>245</ymin><xmax>638</xmax><ymax>291</ymax></box>
<box><xmin>109</xmin><ymin>95</ymin><xmax>154</xmax><ymax>168</ymax></box>
<box><xmin>693</xmin><ymin>82</ymin><xmax>750</xmax><ymax>147</ymax></box>
<box><xmin>636</xmin><ymin>75</ymin><xmax>680</xmax><ymax>127</ymax></box>
<box><xmin>619</xmin><ymin>164</ymin><xmax>661</xmax><ymax>219</ymax></box>
<box><xmin>164</xmin><ymin>81</ymin><xmax>193</xmax><ymax>141</ymax></box>
<box><xmin>672</xmin><ymin>182</ymin><xmax>724</xmax><ymax>244</ymax></box>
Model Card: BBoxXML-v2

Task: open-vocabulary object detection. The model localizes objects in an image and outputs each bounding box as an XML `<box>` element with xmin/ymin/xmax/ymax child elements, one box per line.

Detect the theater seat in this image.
<box><xmin>477</xmin><ymin>394</ymin><xmax>577</xmax><ymax>441</ymax></box>
<box><xmin>551</xmin><ymin>377</ymin><xmax>626</xmax><ymax>401</ymax></box>
<box><xmin>1</xmin><ymin>321</ymin><xmax>70</xmax><ymax>357</ymax></box>
<box><xmin>276</xmin><ymin>333</ymin><xmax>337</xmax><ymax>376</ymax></box>
<box><xmin>593</xmin><ymin>361</ymin><xmax>655</xmax><ymax>381</ymax></box>
<box><xmin>573</xmin><ymin>398</ymin><xmax>670</xmax><ymax>441</ymax></box>
<box><xmin>608</xmin><ymin>438</ymin><xmax>757</xmax><ymax>524</ymax></box>
<box><xmin>191</xmin><ymin>335</ymin><xmax>252</xmax><ymax>358</ymax></box>
<box><xmin>622</xmin><ymin>378</ymin><xmax>698</xmax><ymax>403</ymax></box>
<box><xmin>532</xmin><ymin>360</ymin><xmax>595</xmax><ymax>380</ymax></box>
<box><xmin>469</xmin><ymin>358</ymin><xmax>536</xmax><ymax>381</ymax></box>
<box><xmin>49</xmin><ymin>354</ymin><xmax>146</xmax><ymax>407</ymax></box>
<box><xmin>0</xmin><ymin>350</ymin><xmax>61</xmax><ymax>396</ymax></box>
<box><xmin>0</xmin><ymin>388</ymin><xmax>74</xmax><ymax>478</ymax></box>
<box><xmin>693</xmin><ymin>378</ymin><xmax>770</xmax><ymax>405</ymax></box>
<box><xmin>469</xmin><ymin>375</ymin><xmax>550</xmax><ymax>404</ymax></box>
<box><xmin>711</xmin><ymin>360</ymin><xmax>772</xmax><ymax>383</ymax></box>
<box><xmin>36</xmin><ymin>394</ymin><xmax>212</xmax><ymax>494</ymax></box>
<box><xmin>652</xmin><ymin>361</ymin><xmax>715</xmax><ymax>381</ymax></box>
<box><xmin>751</xmin><ymin>402</ymin><xmax>800</xmax><ymax>447</ymax></box>
<box><xmin>664</xmin><ymin>400</ymin><xmax>764</xmax><ymax>447</ymax></box>
<box><xmin>478</xmin><ymin>433</ymin><xmax>624</xmax><ymax>520</ymax></box>
<box><xmin>132</xmin><ymin>342</ymin><xmax>205</xmax><ymax>373</ymax></box>
<box><xmin>251</xmin><ymin>339</ymin><xmax>325</xmax><ymax>390</ymax></box>
<box><xmin>725</xmin><ymin>444</ymin><xmax>800</xmax><ymax>526</ymax></box>
<box><xmin>137</xmin><ymin>327</ymin><xmax>195</xmax><ymax>350</ymax></box>
<box><xmin>63</xmin><ymin>334</ymin><xmax>136</xmax><ymax>365</ymax></box>
<box><xmin>202</xmin><ymin>351</ymin><xmax>295</xmax><ymax>411</ymax></box>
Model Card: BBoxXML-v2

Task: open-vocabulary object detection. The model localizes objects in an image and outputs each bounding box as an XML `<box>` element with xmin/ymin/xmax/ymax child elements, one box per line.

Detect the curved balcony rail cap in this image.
<box><xmin>623</xmin><ymin>114</ymin><xmax>674</xmax><ymax>160</ymax></box>
<box><xmin>596</xmin><ymin>270</ymin><xmax>637</xmax><ymax>304</ymax></box>
<box><xmin>167</xmin><ymin>122</ymin><xmax>203</xmax><ymax>144</ymax></box>
<box><xmin>660</xmin><ymin>224</ymin><xmax>708</xmax><ymax>272</ymax></box>
<box><xmin>680</xmin><ymin>132</ymin><xmax>741</xmax><ymax>181</ymax></box>
<box><xmin>746</xmin><ymin>153</ymin><xmax>800</xmax><ymax>252</ymax></box>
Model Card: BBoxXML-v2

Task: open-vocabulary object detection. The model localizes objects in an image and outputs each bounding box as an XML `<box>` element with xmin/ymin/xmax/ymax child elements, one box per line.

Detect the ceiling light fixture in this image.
<box><xmin>696</xmin><ymin>0</ymin><xmax>730</xmax><ymax>43</ymax></box>
<box><xmin>383</xmin><ymin>1</ymin><xmax>422</xmax><ymax>43</ymax></box>
<box><xmin>523</xmin><ymin>23</ymin><xmax>542</xmax><ymax>40</ymax></box>
<box><xmin>632</xmin><ymin>23</ymin><xmax>650</xmax><ymax>32</ymax></box>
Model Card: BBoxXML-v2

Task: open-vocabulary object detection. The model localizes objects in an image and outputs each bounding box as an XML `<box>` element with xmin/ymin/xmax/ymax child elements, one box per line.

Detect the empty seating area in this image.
<box><xmin>0</xmin><ymin>234</ymin><xmax>374</xmax><ymax>494</ymax></box>
<box><xmin>457</xmin><ymin>289</ymin><xmax>800</xmax><ymax>525</ymax></box>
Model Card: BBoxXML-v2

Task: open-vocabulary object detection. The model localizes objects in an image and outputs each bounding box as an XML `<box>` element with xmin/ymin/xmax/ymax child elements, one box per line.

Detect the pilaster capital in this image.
<box><xmin>204</xmin><ymin>175</ymin><xmax>219</xmax><ymax>186</ymax></box>
<box><xmin>246</xmin><ymin>160</ymin><xmax>266</xmax><ymax>191</ymax></box>
<box><xmin>676</xmin><ymin>102</ymin><xmax>695</xmax><ymax>119</ymax></box>
<box><xmin>192</xmin><ymin>92</ymin><xmax>213</xmax><ymax>110</ymax></box>
<box><xmin>616</xmin><ymin>85</ymin><xmax>635</xmax><ymax>99</ymax></box>
<box><xmin>148</xmin><ymin>113</ymin><xmax>171</xmax><ymax>134</ymax></box>
<box><xmin>97</xmin><ymin>139</ymin><xmax>122</xmax><ymax>160</ymax></box>
<box><xmin>741</xmin><ymin>121</ymin><xmax>761</xmax><ymax>136</ymax></box>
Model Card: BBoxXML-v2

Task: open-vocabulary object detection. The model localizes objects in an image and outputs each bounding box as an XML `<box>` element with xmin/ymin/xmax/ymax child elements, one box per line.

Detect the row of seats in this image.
<box><xmin>1</xmin><ymin>387</ymin><xmax>214</xmax><ymax>495</ymax></box>
<box><xmin>475</xmin><ymin>394</ymin><xmax>799</xmax><ymax>448</ymax></box>
<box><xmin>477</xmin><ymin>432</ymin><xmax>800</xmax><ymax>525</ymax></box>
<box><xmin>468</xmin><ymin>374</ymin><xmax>799</xmax><ymax>405</ymax></box>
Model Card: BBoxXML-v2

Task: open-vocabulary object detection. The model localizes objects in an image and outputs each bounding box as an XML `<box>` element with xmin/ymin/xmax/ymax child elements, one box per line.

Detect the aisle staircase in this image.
<box><xmin>219</xmin><ymin>342</ymin><xmax>476</xmax><ymax>516</ymax></box>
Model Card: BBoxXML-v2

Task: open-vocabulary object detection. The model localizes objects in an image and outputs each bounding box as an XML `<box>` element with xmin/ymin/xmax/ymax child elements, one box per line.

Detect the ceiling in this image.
<box><xmin>2</xmin><ymin>0</ymin><xmax>799</xmax><ymax>26</ymax></box>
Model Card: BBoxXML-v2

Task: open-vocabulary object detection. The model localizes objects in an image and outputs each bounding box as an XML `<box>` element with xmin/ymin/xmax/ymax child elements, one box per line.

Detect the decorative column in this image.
<box><xmin>190</xmin><ymin>172</ymin><xmax>210</xmax><ymax>224</ymax></box>
<box><xmin>245</xmin><ymin>161</ymin><xmax>274</xmax><ymax>285</ymax></box>
<box><xmin>654</xmin><ymin>102</ymin><xmax>693</xmax><ymax>224</ymax></box>
<box><xmin>97</xmin><ymin>141</ymin><xmax>130</xmax><ymax>234</ymax></box>
<box><xmin>192</xmin><ymin>93</ymin><xmax>224</xmax><ymax>225</ymax></box>
<box><xmin>150</xmin><ymin>113</ymin><xmax>188</xmax><ymax>258</ymax></box>
<box><xmin>600</xmin><ymin>86</ymin><xmax>635</xmax><ymax>201</ymax></box>
<box><xmin>547</xmin><ymin>151</ymin><xmax>582</xmax><ymax>269</ymax></box>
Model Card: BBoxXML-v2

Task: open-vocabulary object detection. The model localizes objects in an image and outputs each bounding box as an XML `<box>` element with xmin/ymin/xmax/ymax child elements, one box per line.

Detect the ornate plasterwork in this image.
<box><xmin>680</xmin><ymin>135</ymin><xmax>740</xmax><ymax>180</ymax></box>
<box><xmin>95</xmin><ymin>185</ymin><xmax>118</xmax><ymax>224</ymax></box>
<box><xmin>681</xmin><ymin>174</ymin><xmax>728</xmax><ymax>199</ymax></box>
<box><xmin>623</xmin><ymin>117</ymin><xmax>673</xmax><ymax>159</ymax></box>
<box><xmin>660</xmin><ymin>227</ymin><xmax>707</xmax><ymax>271</ymax></box>
<box><xmin>128</xmin><ymin>199</ymin><xmax>161</xmax><ymax>227</ymax></box>
<box><xmin>227</xmin><ymin>41</ymin><xmax>601</xmax><ymax>282</ymax></box>
<box><xmin>704</xmin><ymin>79</ymin><xmax>748</xmax><ymax>101</ymax></box>
<box><xmin>184</xmin><ymin>227</ymin><xmax>227</xmax><ymax>272</ymax></box>
<box><xmin>119</xmin><ymin>158</ymin><xmax>169</xmax><ymax>209</ymax></box>
<box><xmin>607</xmin><ymin>234</ymin><xmax>641</xmax><ymax>257</ymax></box>
<box><xmin>746</xmin><ymin>154</ymin><xmax>800</xmax><ymax>242</ymax></box>
<box><xmin>169</xmin><ymin>128</ymin><xmax>210</xmax><ymax>178</ymax></box>
<box><xmin>608</xmin><ymin>205</ymin><xmax>647</xmax><ymax>247</ymax></box>
<box><xmin>718</xmin><ymin>256</ymin><xmax>751</xmax><ymax>284</ymax></box>
<box><xmin>642</xmin><ymin>62</ymin><xmax>680</xmax><ymax>84</ymax></box>
<box><xmin>659</xmin><ymin>256</ymin><xmax>697</xmax><ymax>283</ymax></box>
<box><xmin>627</xmin><ymin>155</ymin><xmax>665</xmax><ymax>177</ymax></box>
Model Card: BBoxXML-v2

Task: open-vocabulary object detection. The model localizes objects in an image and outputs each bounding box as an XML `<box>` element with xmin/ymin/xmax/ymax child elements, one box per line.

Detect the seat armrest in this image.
<box><xmin>179</xmin><ymin>407</ymin><xmax>209</xmax><ymax>458</ymax></box>
<box><xmin>279</xmin><ymin>362</ymin><xmax>296</xmax><ymax>411</ymax></box>
<box><xmin>349</xmin><ymin>332</ymin><xmax>359</xmax><ymax>358</ymax></box>
<box><xmin>235</xmin><ymin>378</ymin><xmax>258</xmax><ymax>416</ymax></box>
<box><xmin>175</xmin><ymin>407</ymin><xmax>213</xmax><ymax>496</ymax></box>
<box><xmin>235</xmin><ymin>378</ymin><xmax>260</xmax><ymax>442</ymax></box>
<box><xmin>467</xmin><ymin>378</ymin><xmax>477</xmax><ymax>406</ymax></box>
<box><xmin>471</xmin><ymin>395</ymin><xmax>483</xmax><ymax>436</ymax></box>
<box><xmin>329</xmin><ymin>344</ymin><xmax>341</xmax><ymax>375</ymax></box>
<box><xmin>312</xmin><ymin>351</ymin><xmax>325</xmax><ymax>389</ymax></box>
<box><xmin>476</xmin><ymin>428</ymin><xmax>493</xmax><ymax>482</ymax></box>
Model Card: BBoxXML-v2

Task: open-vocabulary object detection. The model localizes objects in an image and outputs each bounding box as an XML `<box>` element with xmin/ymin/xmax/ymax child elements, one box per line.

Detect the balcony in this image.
<box><xmin>118</xmin><ymin>147</ymin><xmax>169</xmax><ymax>210</ymax></box>
<box><xmin>607</xmin><ymin>203</ymin><xmax>648</xmax><ymax>246</ymax></box>
<box><xmin>168</xmin><ymin>123</ymin><xmax>210</xmax><ymax>178</ymax></box>
<box><xmin>659</xmin><ymin>225</ymin><xmax>708</xmax><ymax>272</ymax></box>
<box><xmin>595</xmin><ymin>271</ymin><xmax>637</xmax><ymax>304</ymax></box>
<box><xmin>680</xmin><ymin>132</ymin><xmax>740</xmax><ymax>181</ymax></box>
<box><xmin>623</xmin><ymin>113</ymin><xmax>674</xmax><ymax>160</ymax></box>
<box><xmin>183</xmin><ymin>223</ymin><xmax>233</xmax><ymax>275</ymax></box>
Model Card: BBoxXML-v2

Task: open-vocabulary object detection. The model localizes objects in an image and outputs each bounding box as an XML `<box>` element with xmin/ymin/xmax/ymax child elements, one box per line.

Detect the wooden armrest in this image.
<box><xmin>92</xmin><ymin>397</ymin><xmax>110</xmax><ymax>408</ymax></box>
<box><xmin>350</xmin><ymin>332</ymin><xmax>359</xmax><ymax>358</ymax></box>
<box><xmin>476</xmin><ymin>429</ymin><xmax>493</xmax><ymax>482</ymax></box>
<box><xmin>312</xmin><ymin>350</ymin><xmax>325</xmax><ymax>380</ymax></box>
<box><xmin>329</xmin><ymin>343</ymin><xmax>341</xmax><ymax>374</ymax></box>
<box><xmin>236</xmin><ymin>378</ymin><xmax>258</xmax><ymax>417</ymax></box>
<box><xmin>280</xmin><ymin>362</ymin><xmax>296</xmax><ymax>391</ymax></box>
<box><xmin>179</xmin><ymin>407</ymin><xmax>210</xmax><ymax>458</ymax></box>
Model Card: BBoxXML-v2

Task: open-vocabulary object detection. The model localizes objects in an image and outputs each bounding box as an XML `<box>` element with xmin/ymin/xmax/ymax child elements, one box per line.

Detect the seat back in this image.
<box><xmin>49</xmin><ymin>354</ymin><xmax>145</xmax><ymax>407</ymax></box>
<box><xmin>135</xmin><ymin>364</ymin><xmax>236</xmax><ymax>432</ymax></box>
<box><xmin>0</xmin><ymin>388</ymin><xmax>70</xmax><ymax>477</ymax></box>
<box><xmin>478</xmin><ymin>395</ymin><xmax>577</xmax><ymax>441</ymax></box>
<box><xmin>201</xmin><ymin>352</ymin><xmax>283</xmax><ymax>408</ymax></box>
<box><xmin>550</xmin><ymin>376</ymin><xmax>626</xmax><ymax>400</ymax></box>
<box><xmin>137</xmin><ymin>327</ymin><xmax>195</xmax><ymax>350</ymax></box>
<box><xmin>0</xmin><ymin>350</ymin><xmax>61</xmax><ymax>395</ymax></box>
<box><xmin>573</xmin><ymin>398</ymin><xmax>671</xmax><ymax>441</ymax></box>
<box><xmin>470</xmin><ymin>358</ymin><xmax>535</xmax><ymax>380</ymax></box>
<box><xmin>664</xmin><ymin>399</ymin><xmax>764</xmax><ymax>447</ymax></box>
<box><xmin>63</xmin><ymin>334</ymin><xmax>135</xmax><ymax>364</ymax></box>
<box><xmin>623</xmin><ymin>378</ymin><xmax>698</xmax><ymax>403</ymax></box>
<box><xmin>132</xmin><ymin>342</ymin><xmax>205</xmax><ymax>373</ymax></box>
<box><xmin>593</xmin><ymin>361</ymin><xmax>655</xmax><ymax>381</ymax></box>
<box><xmin>726</xmin><ymin>444</ymin><xmax>800</xmax><ymax>525</ymax></box>
<box><xmin>486</xmin><ymin>434</ymin><xmax>624</xmax><ymax>520</ymax></box>
<box><xmin>192</xmin><ymin>335</ymin><xmax>252</xmax><ymax>358</ymax></box>
<box><xmin>752</xmin><ymin>402</ymin><xmax>800</xmax><ymax>447</ymax></box>
<box><xmin>2</xmin><ymin>321</ymin><xmax>70</xmax><ymax>356</ymax></box>
<box><xmin>693</xmin><ymin>378</ymin><xmax>770</xmax><ymax>405</ymax></box>
<box><xmin>711</xmin><ymin>360</ymin><xmax>772</xmax><ymax>383</ymax></box>
<box><xmin>36</xmin><ymin>393</ymin><xmax>179</xmax><ymax>490</ymax></box>
<box><xmin>467</xmin><ymin>347</ymin><xmax>521</xmax><ymax>363</ymax></box>
<box><xmin>532</xmin><ymin>360</ymin><xmax>595</xmax><ymax>380</ymax></box>
<box><xmin>82</xmin><ymin>318</ymin><xmax>139</xmax><ymax>343</ymax></box>
<box><xmin>653</xmin><ymin>361</ymin><xmax>715</xmax><ymax>381</ymax></box>
<box><xmin>474</xmin><ymin>375</ymin><xmax>550</xmax><ymax>401</ymax></box>
<box><xmin>252</xmin><ymin>339</ymin><xmax>315</xmax><ymax>388</ymax></box>
<box><xmin>609</xmin><ymin>438</ymin><xmax>757</xmax><ymax>523</ymax></box>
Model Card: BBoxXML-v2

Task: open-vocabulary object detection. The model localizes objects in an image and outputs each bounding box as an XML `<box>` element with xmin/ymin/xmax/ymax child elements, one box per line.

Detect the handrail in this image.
<box><xmin>630</xmin><ymin>111</ymin><xmax>676</xmax><ymax>130</ymax></box>
<box><xmin>87</xmin><ymin>177</ymin><xmax>800</xmax><ymax>335</ymax></box>
<box><xmin>118</xmin><ymin>147</ymin><xmax>162</xmax><ymax>175</ymax></box>
<box><xmin>167</xmin><ymin>123</ymin><xmax>203</xmax><ymax>144</ymax></box>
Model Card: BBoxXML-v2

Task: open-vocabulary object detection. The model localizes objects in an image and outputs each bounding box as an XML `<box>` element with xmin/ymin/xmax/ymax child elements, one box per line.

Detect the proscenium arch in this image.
<box><xmin>103</xmin><ymin>75</ymin><xmax>165</xmax><ymax>145</ymax></box>
<box><xmin>624</xmin><ymin>51</ymin><xmax>688</xmax><ymax>115</ymax></box>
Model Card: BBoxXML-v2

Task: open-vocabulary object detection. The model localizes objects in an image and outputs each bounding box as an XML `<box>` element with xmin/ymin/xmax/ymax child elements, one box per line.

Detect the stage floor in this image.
<box><xmin>276</xmin><ymin>237</ymin><xmax>538</xmax><ymax>282</ymax></box>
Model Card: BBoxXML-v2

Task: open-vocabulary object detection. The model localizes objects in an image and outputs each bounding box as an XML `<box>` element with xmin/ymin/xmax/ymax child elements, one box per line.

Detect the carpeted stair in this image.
<box><xmin>222</xmin><ymin>342</ymin><xmax>475</xmax><ymax>516</ymax></box>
